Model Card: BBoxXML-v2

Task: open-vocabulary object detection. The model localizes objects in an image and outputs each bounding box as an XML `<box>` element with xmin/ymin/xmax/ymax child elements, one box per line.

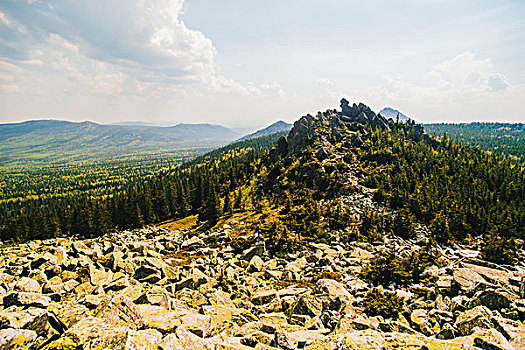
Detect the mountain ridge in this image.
<box><xmin>0</xmin><ymin>119</ymin><xmax>239</xmax><ymax>166</ymax></box>
<box><xmin>237</xmin><ymin>120</ymin><xmax>293</xmax><ymax>141</ymax></box>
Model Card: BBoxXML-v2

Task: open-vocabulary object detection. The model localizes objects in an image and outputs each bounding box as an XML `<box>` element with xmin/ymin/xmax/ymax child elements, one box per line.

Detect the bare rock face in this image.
<box><xmin>285</xmin><ymin>99</ymin><xmax>390</xmax><ymax>158</ymax></box>
<box><xmin>0</xmin><ymin>220</ymin><xmax>524</xmax><ymax>349</ymax></box>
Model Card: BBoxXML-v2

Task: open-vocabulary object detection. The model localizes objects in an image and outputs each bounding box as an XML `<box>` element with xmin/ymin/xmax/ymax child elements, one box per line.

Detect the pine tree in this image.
<box><xmin>223</xmin><ymin>193</ymin><xmax>233</xmax><ymax>216</ymax></box>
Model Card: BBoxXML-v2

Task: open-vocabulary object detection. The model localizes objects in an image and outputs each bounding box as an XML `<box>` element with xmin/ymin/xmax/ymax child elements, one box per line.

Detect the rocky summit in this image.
<box><xmin>0</xmin><ymin>223</ymin><xmax>524</xmax><ymax>349</ymax></box>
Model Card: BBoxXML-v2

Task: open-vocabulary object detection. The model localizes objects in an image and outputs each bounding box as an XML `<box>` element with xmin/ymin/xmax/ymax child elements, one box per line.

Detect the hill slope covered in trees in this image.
<box><xmin>0</xmin><ymin>119</ymin><xmax>238</xmax><ymax>167</ymax></box>
<box><xmin>425</xmin><ymin>122</ymin><xmax>525</xmax><ymax>162</ymax></box>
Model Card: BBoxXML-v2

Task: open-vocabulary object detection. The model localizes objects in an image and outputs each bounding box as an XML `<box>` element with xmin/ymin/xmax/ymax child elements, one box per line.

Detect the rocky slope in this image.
<box><xmin>1</xmin><ymin>223</ymin><xmax>524</xmax><ymax>349</ymax></box>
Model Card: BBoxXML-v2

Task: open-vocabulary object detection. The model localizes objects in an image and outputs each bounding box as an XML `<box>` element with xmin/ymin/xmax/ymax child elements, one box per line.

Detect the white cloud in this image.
<box><xmin>362</xmin><ymin>52</ymin><xmax>525</xmax><ymax>122</ymax></box>
<box><xmin>316</xmin><ymin>77</ymin><xmax>343</xmax><ymax>101</ymax></box>
<box><xmin>0</xmin><ymin>0</ymin><xmax>281</xmax><ymax>102</ymax></box>
<box><xmin>0</xmin><ymin>84</ymin><xmax>22</xmax><ymax>94</ymax></box>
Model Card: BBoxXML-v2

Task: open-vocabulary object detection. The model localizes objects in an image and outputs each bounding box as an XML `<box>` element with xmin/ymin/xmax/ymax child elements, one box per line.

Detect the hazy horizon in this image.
<box><xmin>1</xmin><ymin>0</ymin><xmax>524</xmax><ymax>125</ymax></box>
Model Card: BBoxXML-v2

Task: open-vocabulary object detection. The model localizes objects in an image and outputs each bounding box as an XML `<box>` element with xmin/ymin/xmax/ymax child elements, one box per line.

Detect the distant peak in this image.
<box><xmin>379</xmin><ymin>107</ymin><xmax>411</xmax><ymax>122</ymax></box>
<box><xmin>237</xmin><ymin>120</ymin><xmax>293</xmax><ymax>142</ymax></box>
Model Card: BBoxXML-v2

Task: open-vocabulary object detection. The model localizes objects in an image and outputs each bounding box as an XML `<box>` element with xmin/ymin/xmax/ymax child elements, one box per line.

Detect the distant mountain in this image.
<box><xmin>237</xmin><ymin>120</ymin><xmax>293</xmax><ymax>141</ymax></box>
<box><xmin>109</xmin><ymin>121</ymin><xmax>171</xmax><ymax>127</ymax></box>
<box><xmin>0</xmin><ymin>119</ymin><xmax>238</xmax><ymax>166</ymax></box>
<box><xmin>379</xmin><ymin>107</ymin><xmax>411</xmax><ymax>122</ymax></box>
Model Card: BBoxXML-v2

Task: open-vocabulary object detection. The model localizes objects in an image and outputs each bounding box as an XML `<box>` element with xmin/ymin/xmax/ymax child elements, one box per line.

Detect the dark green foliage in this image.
<box><xmin>429</xmin><ymin>213</ymin><xmax>451</xmax><ymax>244</ymax></box>
<box><xmin>360</xmin><ymin>246</ymin><xmax>440</xmax><ymax>287</ymax></box>
<box><xmin>481</xmin><ymin>230</ymin><xmax>518</xmax><ymax>265</ymax></box>
<box><xmin>199</xmin><ymin>181</ymin><xmax>222</xmax><ymax>225</ymax></box>
<box><xmin>223</xmin><ymin>194</ymin><xmax>233</xmax><ymax>216</ymax></box>
<box><xmin>360</xmin><ymin>249</ymin><xmax>411</xmax><ymax>286</ymax></box>
<box><xmin>323</xmin><ymin>201</ymin><xmax>357</xmax><ymax>231</ymax></box>
<box><xmin>357</xmin><ymin>209</ymin><xmax>388</xmax><ymax>242</ymax></box>
<box><xmin>257</xmin><ymin>221</ymin><xmax>302</xmax><ymax>255</ymax></box>
<box><xmin>0</xmin><ymin>133</ymin><xmax>282</xmax><ymax>242</ymax></box>
<box><xmin>362</xmin><ymin>287</ymin><xmax>404</xmax><ymax>319</ymax></box>
<box><xmin>362</xmin><ymin>127</ymin><xmax>525</xmax><ymax>242</ymax></box>
<box><xmin>425</xmin><ymin>122</ymin><xmax>524</xmax><ymax>162</ymax></box>
<box><xmin>391</xmin><ymin>210</ymin><xmax>416</xmax><ymax>239</ymax></box>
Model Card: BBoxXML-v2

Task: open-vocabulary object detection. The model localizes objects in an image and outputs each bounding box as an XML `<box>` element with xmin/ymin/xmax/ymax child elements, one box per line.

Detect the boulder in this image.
<box><xmin>252</xmin><ymin>290</ymin><xmax>277</xmax><ymax>305</ymax></box>
<box><xmin>94</xmin><ymin>296</ymin><xmax>144</xmax><ymax>330</ymax></box>
<box><xmin>181</xmin><ymin>313</ymin><xmax>215</xmax><ymax>338</ymax></box>
<box><xmin>308</xmin><ymin>329</ymin><xmax>388</xmax><ymax>349</ymax></box>
<box><xmin>181</xmin><ymin>237</ymin><xmax>204</xmax><ymax>250</ymax></box>
<box><xmin>89</xmin><ymin>265</ymin><xmax>113</xmax><ymax>287</ymax></box>
<box><xmin>467</xmin><ymin>290</ymin><xmax>510</xmax><ymax>310</ymax></box>
<box><xmin>436</xmin><ymin>275</ymin><xmax>457</xmax><ymax>296</ymax></box>
<box><xmin>12</xmin><ymin>277</ymin><xmax>41</xmax><ymax>293</ymax></box>
<box><xmin>72</xmin><ymin>241</ymin><xmax>93</xmax><ymax>256</ymax></box>
<box><xmin>248</xmin><ymin>256</ymin><xmax>264</xmax><ymax>273</ymax></box>
<box><xmin>137</xmin><ymin>304</ymin><xmax>189</xmax><ymax>334</ymax></box>
<box><xmin>159</xmin><ymin>333</ymin><xmax>185</xmax><ymax>350</ymax></box>
<box><xmin>410</xmin><ymin>309</ymin><xmax>432</xmax><ymax>336</ymax></box>
<box><xmin>349</xmin><ymin>248</ymin><xmax>374</xmax><ymax>260</ymax></box>
<box><xmin>455</xmin><ymin>305</ymin><xmax>494</xmax><ymax>336</ymax></box>
<box><xmin>134</xmin><ymin>266</ymin><xmax>162</xmax><ymax>284</ymax></box>
<box><xmin>453</xmin><ymin>268</ymin><xmax>486</xmax><ymax>290</ymax></box>
<box><xmin>259</xmin><ymin>312</ymin><xmax>288</xmax><ymax>333</ymax></box>
<box><xmin>42</xmin><ymin>316</ymin><xmax>129</xmax><ymax>349</ymax></box>
<box><xmin>3</xmin><ymin>292</ymin><xmax>51</xmax><ymax>308</ymax></box>
<box><xmin>124</xmin><ymin>329</ymin><xmax>162</xmax><ymax>350</ymax></box>
<box><xmin>0</xmin><ymin>307</ymin><xmax>49</xmax><ymax>336</ymax></box>
<box><xmin>241</xmin><ymin>331</ymin><xmax>274</xmax><ymax>347</ymax></box>
<box><xmin>241</xmin><ymin>245</ymin><xmax>265</xmax><ymax>261</ymax></box>
<box><xmin>316</xmin><ymin>279</ymin><xmax>351</xmax><ymax>299</ymax></box>
<box><xmin>48</xmin><ymin>301</ymin><xmax>91</xmax><ymax>329</ymax></box>
<box><xmin>289</xmin><ymin>295</ymin><xmax>323</xmax><ymax>318</ymax></box>
<box><xmin>0</xmin><ymin>328</ymin><xmax>38</xmax><ymax>350</ymax></box>
<box><xmin>470</xmin><ymin>328</ymin><xmax>514</xmax><ymax>350</ymax></box>
<box><xmin>175</xmin><ymin>326</ymin><xmax>208</xmax><ymax>349</ymax></box>
<box><xmin>285</xmin><ymin>258</ymin><xmax>307</xmax><ymax>274</ymax></box>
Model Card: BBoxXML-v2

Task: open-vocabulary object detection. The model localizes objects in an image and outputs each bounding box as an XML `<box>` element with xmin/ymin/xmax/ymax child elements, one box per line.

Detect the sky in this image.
<box><xmin>0</xmin><ymin>0</ymin><xmax>524</xmax><ymax>127</ymax></box>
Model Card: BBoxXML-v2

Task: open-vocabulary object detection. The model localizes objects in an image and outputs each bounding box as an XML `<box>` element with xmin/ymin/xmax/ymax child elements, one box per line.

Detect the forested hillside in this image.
<box><xmin>425</xmin><ymin>122</ymin><xmax>525</xmax><ymax>162</ymax></box>
<box><xmin>0</xmin><ymin>132</ymin><xmax>285</xmax><ymax>241</ymax></box>
<box><xmin>0</xmin><ymin>120</ymin><xmax>238</xmax><ymax>167</ymax></box>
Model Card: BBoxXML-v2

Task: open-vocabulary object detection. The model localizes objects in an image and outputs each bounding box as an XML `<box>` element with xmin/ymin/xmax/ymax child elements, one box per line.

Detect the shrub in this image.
<box><xmin>258</xmin><ymin>221</ymin><xmax>302</xmax><ymax>255</ymax></box>
<box><xmin>429</xmin><ymin>214</ymin><xmax>451</xmax><ymax>244</ymax></box>
<box><xmin>360</xmin><ymin>245</ymin><xmax>441</xmax><ymax>286</ymax></box>
<box><xmin>360</xmin><ymin>249</ymin><xmax>410</xmax><ymax>286</ymax></box>
<box><xmin>362</xmin><ymin>287</ymin><xmax>404</xmax><ymax>319</ymax></box>
<box><xmin>391</xmin><ymin>210</ymin><xmax>415</xmax><ymax>239</ymax></box>
<box><xmin>481</xmin><ymin>231</ymin><xmax>517</xmax><ymax>265</ymax></box>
